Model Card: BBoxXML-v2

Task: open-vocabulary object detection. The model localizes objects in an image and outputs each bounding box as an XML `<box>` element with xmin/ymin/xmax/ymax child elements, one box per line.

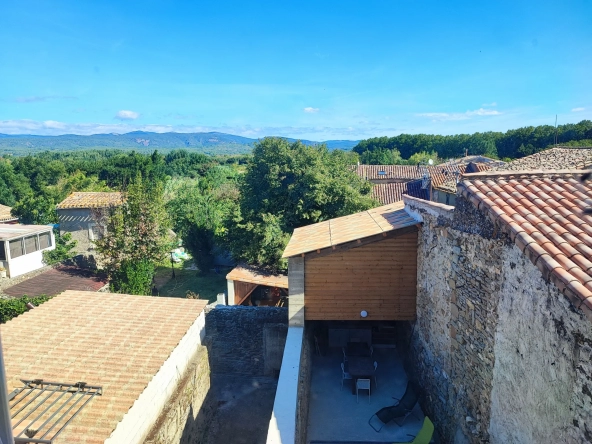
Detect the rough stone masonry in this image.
<box><xmin>404</xmin><ymin>195</ymin><xmax>592</xmax><ymax>444</ymax></box>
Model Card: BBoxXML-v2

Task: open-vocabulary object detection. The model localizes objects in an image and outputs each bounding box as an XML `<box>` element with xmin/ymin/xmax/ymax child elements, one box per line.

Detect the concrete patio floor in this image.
<box><xmin>307</xmin><ymin>346</ymin><xmax>425</xmax><ymax>443</ymax></box>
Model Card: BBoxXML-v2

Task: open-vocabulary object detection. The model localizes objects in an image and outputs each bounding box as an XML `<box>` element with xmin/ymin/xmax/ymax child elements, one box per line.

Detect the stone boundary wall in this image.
<box><xmin>145</xmin><ymin>346</ymin><xmax>214</xmax><ymax>444</ymax></box>
<box><xmin>204</xmin><ymin>305</ymin><xmax>288</xmax><ymax>377</ymax></box>
<box><xmin>406</xmin><ymin>196</ymin><xmax>592</xmax><ymax>443</ymax></box>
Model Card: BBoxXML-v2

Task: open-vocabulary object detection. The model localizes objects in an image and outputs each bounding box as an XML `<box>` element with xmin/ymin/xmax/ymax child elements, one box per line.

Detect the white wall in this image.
<box><xmin>6</xmin><ymin>231</ymin><xmax>55</xmax><ymax>278</ymax></box>
<box><xmin>266</xmin><ymin>326</ymin><xmax>304</xmax><ymax>444</ymax></box>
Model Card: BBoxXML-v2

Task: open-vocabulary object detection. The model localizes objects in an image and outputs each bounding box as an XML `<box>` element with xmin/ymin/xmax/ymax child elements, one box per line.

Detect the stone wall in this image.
<box><xmin>404</xmin><ymin>195</ymin><xmax>592</xmax><ymax>443</ymax></box>
<box><xmin>145</xmin><ymin>345</ymin><xmax>215</xmax><ymax>444</ymax></box>
<box><xmin>489</xmin><ymin>244</ymin><xmax>592</xmax><ymax>443</ymax></box>
<box><xmin>204</xmin><ymin>305</ymin><xmax>288</xmax><ymax>377</ymax></box>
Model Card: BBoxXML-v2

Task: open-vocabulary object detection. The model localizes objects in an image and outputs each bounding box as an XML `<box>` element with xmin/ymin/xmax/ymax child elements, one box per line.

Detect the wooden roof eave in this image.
<box><xmin>290</xmin><ymin>224</ymin><xmax>420</xmax><ymax>261</ymax></box>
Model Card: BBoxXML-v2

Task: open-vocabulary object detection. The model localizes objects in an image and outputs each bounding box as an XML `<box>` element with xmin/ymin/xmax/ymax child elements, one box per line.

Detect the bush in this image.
<box><xmin>0</xmin><ymin>295</ymin><xmax>52</xmax><ymax>323</ymax></box>
<box><xmin>42</xmin><ymin>229</ymin><xmax>77</xmax><ymax>265</ymax></box>
<box><xmin>109</xmin><ymin>259</ymin><xmax>155</xmax><ymax>295</ymax></box>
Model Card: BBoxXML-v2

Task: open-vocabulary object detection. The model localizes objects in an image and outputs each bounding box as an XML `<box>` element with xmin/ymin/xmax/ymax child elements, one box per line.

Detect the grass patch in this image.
<box><xmin>155</xmin><ymin>261</ymin><xmax>230</xmax><ymax>303</ymax></box>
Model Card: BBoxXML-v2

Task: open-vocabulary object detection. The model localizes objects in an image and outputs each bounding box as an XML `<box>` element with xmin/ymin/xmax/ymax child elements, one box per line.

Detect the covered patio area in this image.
<box><xmin>307</xmin><ymin>345</ymin><xmax>426</xmax><ymax>443</ymax></box>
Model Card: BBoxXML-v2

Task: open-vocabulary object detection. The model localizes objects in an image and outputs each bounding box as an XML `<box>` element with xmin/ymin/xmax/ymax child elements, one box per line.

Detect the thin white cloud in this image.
<box><xmin>482</xmin><ymin>102</ymin><xmax>497</xmax><ymax>107</ymax></box>
<box><xmin>572</xmin><ymin>107</ymin><xmax>585</xmax><ymax>112</ymax></box>
<box><xmin>417</xmin><ymin>108</ymin><xmax>502</xmax><ymax>122</ymax></box>
<box><xmin>115</xmin><ymin>110</ymin><xmax>140</xmax><ymax>120</ymax></box>
<box><xmin>13</xmin><ymin>95</ymin><xmax>77</xmax><ymax>103</ymax></box>
<box><xmin>303</xmin><ymin>107</ymin><xmax>319</xmax><ymax>113</ymax></box>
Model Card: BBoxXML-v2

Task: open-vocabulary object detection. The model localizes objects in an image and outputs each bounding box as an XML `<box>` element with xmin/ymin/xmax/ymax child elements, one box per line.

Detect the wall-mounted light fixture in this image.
<box><xmin>360</xmin><ymin>310</ymin><xmax>368</xmax><ymax>318</ymax></box>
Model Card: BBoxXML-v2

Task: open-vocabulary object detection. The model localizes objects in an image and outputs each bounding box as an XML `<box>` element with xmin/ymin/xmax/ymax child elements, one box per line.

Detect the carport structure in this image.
<box><xmin>226</xmin><ymin>265</ymin><xmax>288</xmax><ymax>306</ymax></box>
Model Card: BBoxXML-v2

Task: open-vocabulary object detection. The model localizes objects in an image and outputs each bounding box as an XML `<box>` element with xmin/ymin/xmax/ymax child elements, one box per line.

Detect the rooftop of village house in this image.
<box><xmin>0</xmin><ymin>223</ymin><xmax>52</xmax><ymax>240</ymax></box>
<box><xmin>458</xmin><ymin>169</ymin><xmax>592</xmax><ymax>321</ymax></box>
<box><xmin>371</xmin><ymin>182</ymin><xmax>409</xmax><ymax>205</ymax></box>
<box><xmin>495</xmin><ymin>147</ymin><xmax>592</xmax><ymax>171</ymax></box>
<box><xmin>282</xmin><ymin>201</ymin><xmax>418</xmax><ymax>258</ymax></box>
<box><xmin>0</xmin><ymin>203</ymin><xmax>17</xmax><ymax>222</ymax></box>
<box><xmin>56</xmin><ymin>191</ymin><xmax>124</xmax><ymax>209</ymax></box>
<box><xmin>2</xmin><ymin>290</ymin><xmax>207</xmax><ymax>443</ymax></box>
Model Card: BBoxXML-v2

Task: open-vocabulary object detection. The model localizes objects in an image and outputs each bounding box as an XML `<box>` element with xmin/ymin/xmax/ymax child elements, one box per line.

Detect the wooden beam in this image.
<box><xmin>236</xmin><ymin>284</ymin><xmax>259</xmax><ymax>306</ymax></box>
<box><xmin>303</xmin><ymin>225</ymin><xmax>419</xmax><ymax>261</ymax></box>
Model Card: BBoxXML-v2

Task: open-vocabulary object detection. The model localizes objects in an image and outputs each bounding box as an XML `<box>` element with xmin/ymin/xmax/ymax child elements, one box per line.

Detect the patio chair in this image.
<box><xmin>341</xmin><ymin>362</ymin><xmax>352</xmax><ymax>390</ymax></box>
<box><xmin>342</xmin><ymin>347</ymin><xmax>348</xmax><ymax>363</ymax></box>
<box><xmin>356</xmin><ymin>378</ymin><xmax>371</xmax><ymax>403</ymax></box>
<box><xmin>368</xmin><ymin>381</ymin><xmax>420</xmax><ymax>432</ymax></box>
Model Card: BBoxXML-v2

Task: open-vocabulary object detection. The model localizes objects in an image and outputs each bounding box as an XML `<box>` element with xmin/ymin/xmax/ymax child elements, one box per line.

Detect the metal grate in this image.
<box><xmin>8</xmin><ymin>379</ymin><xmax>102</xmax><ymax>444</ymax></box>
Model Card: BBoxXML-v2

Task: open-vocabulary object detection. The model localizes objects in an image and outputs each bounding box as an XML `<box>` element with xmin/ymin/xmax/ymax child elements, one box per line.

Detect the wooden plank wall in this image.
<box><xmin>234</xmin><ymin>281</ymin><xmax>258</xmax><ymax>305</ymax></box>
<box><xmin>304</xmin><ymin>232</ymin><xmax>417</xmax><ymax>321</ymax></box>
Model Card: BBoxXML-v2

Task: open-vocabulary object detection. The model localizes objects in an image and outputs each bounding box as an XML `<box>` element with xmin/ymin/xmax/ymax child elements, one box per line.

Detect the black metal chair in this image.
<box><xmin>368</xmin><ymin>381</ymin><xmax>420</xmax><ymax>432</ymax></box>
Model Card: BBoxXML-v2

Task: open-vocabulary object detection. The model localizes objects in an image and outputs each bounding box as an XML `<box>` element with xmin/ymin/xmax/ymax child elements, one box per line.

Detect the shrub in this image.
<box><xmin>0</xmin><ymin>295</ymin><xmax>52</xmax><ymax>323</ymax></box>
<box><xmin>109</xmin><ymin>259</ymin><xmax>155</xmax><ymax>295</ymax></box>
<box><xmin>42</xmin><ymin>229</ymin><xmax>77</xmax><ymax>265</ymax></box>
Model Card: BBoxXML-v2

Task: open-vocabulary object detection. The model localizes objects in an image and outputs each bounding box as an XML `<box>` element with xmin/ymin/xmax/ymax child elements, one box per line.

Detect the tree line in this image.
<box><xmin>353</xmin><ymin>119</ymin><xmax>592</xmax><ymax>164</ymax></box>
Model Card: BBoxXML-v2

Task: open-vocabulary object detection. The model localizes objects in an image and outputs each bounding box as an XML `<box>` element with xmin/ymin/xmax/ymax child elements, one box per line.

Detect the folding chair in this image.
<box><xmin>368</xmin><ymin>381</ymin><xmax>420</xmax><ymax>432</ymax></box>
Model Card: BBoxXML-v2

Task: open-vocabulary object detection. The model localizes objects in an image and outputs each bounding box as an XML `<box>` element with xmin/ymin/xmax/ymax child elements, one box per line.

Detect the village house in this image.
<box><xmin>1</xmin><ymin>290</ymin><xmax>210</xmax><ymax>444</ymax></box>
<box><xmin>355</xmin><ymin>158</ymin><xmax>499</xmax><ymax>205</ymax></box>
<box><xmin>267</xmin><ymin>169</ymin><xmax>592</xmax><ymax>444</ymax></box>
<box><xmin>0</xmin><ymin>204</ymin><xmax>18</xmax><ymax>224</ymax></box>
<box><xmin>56</xmin><ymin>192</ymin><xmax>123</xmax><ymax>260</ymax></box>
<box><xmin>0</xmin><ymin>224</ymin><xmax>55</xmax><ymax>278</ymax></box>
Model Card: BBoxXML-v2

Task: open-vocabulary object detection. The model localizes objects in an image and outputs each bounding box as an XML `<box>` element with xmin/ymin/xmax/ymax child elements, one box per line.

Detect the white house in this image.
<box><xmin>0</xmin><ymin>224</ymin><xmax>55</xmax><ymax>278</ymax></box>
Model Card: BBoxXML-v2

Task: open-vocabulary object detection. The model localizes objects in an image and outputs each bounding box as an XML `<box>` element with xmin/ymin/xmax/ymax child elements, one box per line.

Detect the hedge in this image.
<box><xmin>0</xmin><ymin>295</ymin><xmax>52</xmax><ymax>323</ymax></box>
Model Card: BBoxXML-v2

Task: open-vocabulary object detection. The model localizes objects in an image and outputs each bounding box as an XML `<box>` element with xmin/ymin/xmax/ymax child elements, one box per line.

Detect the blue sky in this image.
<box><xmin>1</xmin><ymin>0</ymin><xmax>591</xmax><ymax>140</ymax></box>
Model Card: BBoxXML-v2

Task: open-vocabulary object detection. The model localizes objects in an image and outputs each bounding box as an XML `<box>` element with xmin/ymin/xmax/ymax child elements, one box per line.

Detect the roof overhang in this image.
<box><xmin>226</xmin><ymin>265</ymin><xmax>288</xmax><ymax>288</ymax></box>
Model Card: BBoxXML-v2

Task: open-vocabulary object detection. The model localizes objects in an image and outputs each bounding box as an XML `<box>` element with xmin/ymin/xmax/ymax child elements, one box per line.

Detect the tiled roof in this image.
<box><xmin>0</xmin><ymin>223</ymin><xmax>52</xmax><ymax>240</ymax></box>
<box><xmin>282</xmin><ymin>201</ymin><xmax>418</xmax><ymax>257</ymax></box>
<box><xmin>371</xmin><ymin>182</ymin><xmax>408</xmax><ymax>205</ymax></box>
<box><xmin>227</xmin><ymin>265</ymin><xmax>288</xmax><ymax>288</ymax></box>
<box><xmin>495</xmin><ymin>147</ymin><xmax>592</xmax><ymax>171</ymax></box>
<box><xmin>0</xmin><ymin>203</ymin><xmax>17</xmax><ymax>222</ymax></box>
<box><xmin>458</xmin><ymin>170</ymin><xmax>592</xmax><ymax>321</ymax></box>
<box><xmin>354</xmin><ymin>163</ymin><xmax>469</xmax><ymax>188</ymax></box>
<box><xmin>2</xmin><ymin>290</ymin><xmax>208</xmax><ymax>443</ymax></box>
<box><xmin>56</xmin><ymin>192</ymin><xmax>124</xmax><ymax>209</ymax></box>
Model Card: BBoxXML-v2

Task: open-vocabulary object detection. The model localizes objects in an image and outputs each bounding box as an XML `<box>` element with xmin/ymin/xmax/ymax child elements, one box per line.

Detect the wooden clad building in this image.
<box><xmin>282</xmin><ymin>202</ymin><xmax>419</xmax><ymax>322</ymax></box>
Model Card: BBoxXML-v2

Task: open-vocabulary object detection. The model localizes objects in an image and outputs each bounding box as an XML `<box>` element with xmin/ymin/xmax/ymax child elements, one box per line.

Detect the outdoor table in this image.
<box><xmin>346</xmin><ymin>341</ymin><xmax>371</xmax><ymax>357</ymax></box>
<box><xmin>347</xmin><ymin>356</ymin><xmax>374</xmax><ymax>394</ymax></box>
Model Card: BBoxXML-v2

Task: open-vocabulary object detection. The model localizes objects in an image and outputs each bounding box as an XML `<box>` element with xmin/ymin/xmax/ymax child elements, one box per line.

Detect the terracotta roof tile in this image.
<box><xmin>0</xmin><ymin>204</ymin><xmax>17</xmax><ymax>222</ymax></box>
<box><xmin>56</xmin><ymin>192</ymin><xmax>123</xmax><ymax>209</ymax></box>
<box><xmin>494</xmin><ymin>147</ymin><xmax>592</xmax><ymax>171</ymax></box>
<box><xmin>2</xmin><ymin>290</ymin><xmax>207</xmax><ymax>443</ymax></box>
<box><xmin>458</xmin><ymin>170</ymin><xmax>592</xmax><ymax>315</ymax></box>
<box><xmin>282</xmin><ymin>201</ymin><xmax>418</xmax><ymax>257</ymax></box>
<box><xmin>371</xmin><ymin>182</ymin><xmax>408</xmax><ymax>204</ymax></box>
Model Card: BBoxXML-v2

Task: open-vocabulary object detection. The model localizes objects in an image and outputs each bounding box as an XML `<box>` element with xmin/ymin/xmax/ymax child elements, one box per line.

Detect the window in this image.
<box><xmin>89</xmin><ymin>224</ymin><xmax>103</xmax><ymax>241</ymax></box>
<box><xmin>9</xmin><ymin>239</ymin><xmax>24</xmax><ymax>259</ymax></box>
<box><xmin>39</xmin><ymin>232</ymin><xmax>52</xmax><ymax>249</ymax></box>
<box><xmin>24</xmin><ymin>235</ymin><xmax>39</xmax><ymax>254</ymax></box>
<box><xmin>0</xmin><ymin>242</ymin><xmax>6</xmax><ymax>261</ymax></box>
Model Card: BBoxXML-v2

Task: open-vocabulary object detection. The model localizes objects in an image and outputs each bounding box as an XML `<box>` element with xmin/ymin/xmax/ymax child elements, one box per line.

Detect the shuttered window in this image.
<box><xmin>9</xmin><ymin>239</ymin><xmax>24</xmax><ymax>259</ymax></box>
<box><xmin>24</xmin><ymin>235</ymin><xmax>39</xmax><ymax>254</ymax></box>
<box><xmin>39</xmin><ymin>232</ymin><xmax>52</xmax><ymax>249</ymax></box>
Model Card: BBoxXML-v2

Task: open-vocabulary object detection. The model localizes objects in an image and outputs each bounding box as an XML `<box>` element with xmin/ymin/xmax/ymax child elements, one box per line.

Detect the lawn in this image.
<box><xmin>154</xmin><ymin>260</ymin><xmax>230</xmax><ymax>303</ymax></box>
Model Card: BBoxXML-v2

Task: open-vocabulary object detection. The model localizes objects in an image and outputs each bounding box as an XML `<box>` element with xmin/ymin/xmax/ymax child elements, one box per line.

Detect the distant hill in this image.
<box><xmin>0</xmin><ymin>131</ymin><xmax>359</xmax><ymax>155</ymax></box>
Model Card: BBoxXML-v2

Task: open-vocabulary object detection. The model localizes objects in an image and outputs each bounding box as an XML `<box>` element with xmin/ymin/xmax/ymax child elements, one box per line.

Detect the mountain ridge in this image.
<box><xmin>0</xmin><ymin>131</ymin><xmax>359</xmax><ymax>155</ymax></box>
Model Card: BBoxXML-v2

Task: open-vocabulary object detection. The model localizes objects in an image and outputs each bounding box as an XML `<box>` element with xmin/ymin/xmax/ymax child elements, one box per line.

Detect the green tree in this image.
<box><xmin>95</xmin><ymin>174</ymin><xmax>171</xmax><ymax>295</ymax></box>
<box><xmin>226</xmin><ymin>138</ymin><xmax>377</xmax><ymax>271</ymax></box>
<box><xmin>360</xmin><ymin>148</ymin><xmax>403</xmax><ymax>165</ymax></box>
